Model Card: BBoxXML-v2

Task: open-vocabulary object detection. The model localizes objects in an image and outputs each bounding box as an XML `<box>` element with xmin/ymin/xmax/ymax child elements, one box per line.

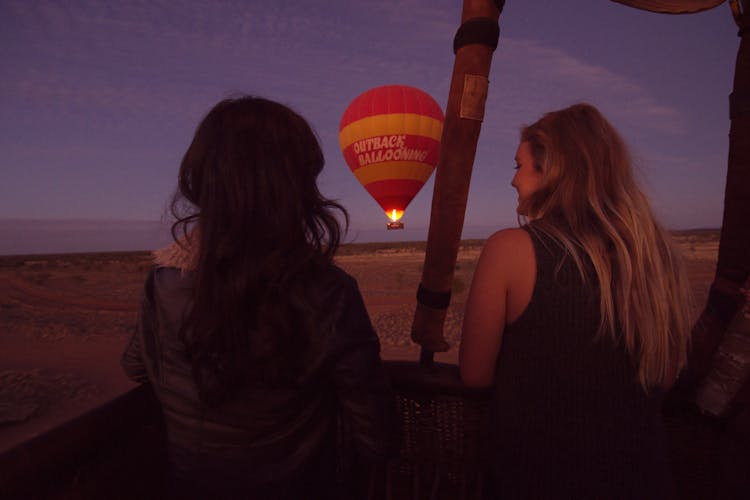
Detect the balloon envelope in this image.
<box><xmin>339</xmin><ymin>85</ymin><xmax>444</xmax><ymax>224</ymax></box>
<box><xmin>610</xmin><ymin>0</ymin><xmax>724</xmax><ymax>14</ymax></box>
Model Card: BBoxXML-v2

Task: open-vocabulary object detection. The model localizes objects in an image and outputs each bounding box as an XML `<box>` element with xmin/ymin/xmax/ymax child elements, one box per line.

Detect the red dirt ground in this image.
<box><xmin>0</xmin><ymin>234</ymin><xmax>718</xmax><ymax>453</ymax></box>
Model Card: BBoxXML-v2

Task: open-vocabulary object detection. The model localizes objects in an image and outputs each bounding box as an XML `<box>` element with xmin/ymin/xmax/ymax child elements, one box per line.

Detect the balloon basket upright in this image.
<box><xmin>387</xmin><ymin>221</ymin><xmax>404</xmax><ymax>230</ymax></box>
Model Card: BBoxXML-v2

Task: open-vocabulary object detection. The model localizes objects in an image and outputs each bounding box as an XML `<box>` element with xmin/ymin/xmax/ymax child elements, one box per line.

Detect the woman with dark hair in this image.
<box><xmin>460</xmin><ymin>103</ymin><xmax>691</xmax><ymax>498</ymax></box>
<box><xmin>122</xmin><ymin>96</ymin><xmax>397</xmax><ymax>499</ymax></box>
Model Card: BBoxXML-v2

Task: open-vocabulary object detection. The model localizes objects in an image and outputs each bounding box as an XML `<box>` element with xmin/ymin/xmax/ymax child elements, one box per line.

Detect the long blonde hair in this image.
<box><xmin>520</xmin><ymin>103</ymin><xmax>691</xmax><ymax>390</ymax></box>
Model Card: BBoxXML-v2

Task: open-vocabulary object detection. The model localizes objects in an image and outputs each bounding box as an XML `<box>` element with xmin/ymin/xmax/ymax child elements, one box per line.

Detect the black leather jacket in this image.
<box><xmin>122</xmin><ymin>264</ymin><xmax>398</xmax><ymax>499</ymax></box>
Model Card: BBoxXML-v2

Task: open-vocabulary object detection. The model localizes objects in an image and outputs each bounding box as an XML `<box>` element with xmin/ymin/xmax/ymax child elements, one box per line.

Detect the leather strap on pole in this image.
<box><xmin>417</xmin><ymin>284</ymin><xmax>452</xmax><ymax>310</ymax></box>
<box><xmin>453</xmin><ymin>17</ymin><xmax>500</xmax><ymax>54</ymax></box>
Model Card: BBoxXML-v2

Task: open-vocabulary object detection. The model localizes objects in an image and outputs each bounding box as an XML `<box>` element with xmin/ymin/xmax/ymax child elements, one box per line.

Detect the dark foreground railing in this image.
<box><xmin>0</xmin><ymin>384</ymin><xmax>167</xmax><ymax>500</ymax></box>
<box><xmin>369</xmin><ymin>362</ymin><xmax>491</xmax><ymax>500</ymax></box>
<box><xmin>0</xmin><ymin>361</ymin><xmax>728</xmax><ymax>499</ymax></box>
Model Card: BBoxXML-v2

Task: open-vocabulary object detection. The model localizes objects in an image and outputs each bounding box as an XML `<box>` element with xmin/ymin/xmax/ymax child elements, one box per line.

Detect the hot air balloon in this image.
<box><xmin>339</xmin><ymin>85</ymin><xmax>445</xmax><ymax>229</ymax></box>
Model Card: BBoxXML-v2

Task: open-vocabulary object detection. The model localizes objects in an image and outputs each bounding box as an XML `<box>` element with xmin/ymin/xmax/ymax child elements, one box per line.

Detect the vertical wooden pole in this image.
<box><xmin>687</xmin><ymin>2</ymin><xmax>750</xmax><ymax>397</ymax></box>
<box><xmin>411</xmin><ymin>0</ymin><xmax>502</xmax><ymax>363</ymax></box>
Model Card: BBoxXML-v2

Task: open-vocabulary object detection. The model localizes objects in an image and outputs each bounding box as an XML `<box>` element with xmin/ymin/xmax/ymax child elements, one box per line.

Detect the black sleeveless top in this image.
<box><xmin>485</xmin><ymin>224</ymin><xmax>675</xmax><ymax>499</ymax></box>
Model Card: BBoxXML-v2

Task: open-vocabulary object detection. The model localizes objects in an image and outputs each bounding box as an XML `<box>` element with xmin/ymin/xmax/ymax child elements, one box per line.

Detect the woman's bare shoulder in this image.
<box><xmin>477</xmin><ymin>227</ymin><xmax>536</xmax><ymax>290</ymax></box>
<box><xmin>483</xmin><ymin>227</ymin><xmax>534</xmax><ymax>255</ymax></box>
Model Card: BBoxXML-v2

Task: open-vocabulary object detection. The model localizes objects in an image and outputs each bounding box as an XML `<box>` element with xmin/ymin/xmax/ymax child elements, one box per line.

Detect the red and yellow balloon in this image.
<box><xmin>339</xmin><ymin>85</ymin><xmax>444</xmax><ymax>228</ymax></box>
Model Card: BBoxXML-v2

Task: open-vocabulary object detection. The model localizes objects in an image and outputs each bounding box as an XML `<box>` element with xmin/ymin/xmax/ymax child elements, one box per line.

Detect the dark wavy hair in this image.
<box><xmin>170</xmin><ymin>96</ymin><xmax>348</xmax><ymax>407</ymax></box>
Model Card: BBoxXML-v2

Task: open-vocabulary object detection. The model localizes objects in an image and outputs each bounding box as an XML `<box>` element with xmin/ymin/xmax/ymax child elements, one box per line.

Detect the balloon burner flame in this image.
<box><xmin>388</xmin><ymin>209</ymin><xmax>404</xmax><ymax>222</ymax></box>
<box><xmin>386</xmin><ymin>209</ymin><xmax>404</xmax><ymax>230</ymax></box>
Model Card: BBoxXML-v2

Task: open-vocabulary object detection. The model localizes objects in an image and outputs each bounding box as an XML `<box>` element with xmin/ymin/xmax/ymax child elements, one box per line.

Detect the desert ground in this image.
<box><xmin>0</xmin><ymin>231</ymin><xmax>719</xmax><ymax>452</ymax></box>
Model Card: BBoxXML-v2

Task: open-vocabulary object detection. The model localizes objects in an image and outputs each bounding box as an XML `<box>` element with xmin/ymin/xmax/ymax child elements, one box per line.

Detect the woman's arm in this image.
<box><xmin>459</xmin><ymin>228</ymin><xmax>531</xmax><ymax>387</ymax></box>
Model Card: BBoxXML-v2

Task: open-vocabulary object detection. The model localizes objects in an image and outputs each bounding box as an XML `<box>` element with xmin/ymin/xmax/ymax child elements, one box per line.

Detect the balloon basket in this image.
<box><xmin>387</xmin><ymin>221</ymin><xmax>404</xmax><ymax>230</ymax></box>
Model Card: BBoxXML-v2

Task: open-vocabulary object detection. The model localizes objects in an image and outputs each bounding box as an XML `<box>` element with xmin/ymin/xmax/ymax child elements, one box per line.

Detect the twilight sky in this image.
<box><xmin>0</xmin><ymin>0</ymin><xmax>739</xmax><ymax>245</ymax></box>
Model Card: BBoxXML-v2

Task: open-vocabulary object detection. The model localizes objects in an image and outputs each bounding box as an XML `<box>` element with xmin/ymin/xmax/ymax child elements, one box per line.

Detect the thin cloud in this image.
<box><xmin>496</xmin><ymin>38</ymin><xmax>687</xmax><ymax>135</ymax></box>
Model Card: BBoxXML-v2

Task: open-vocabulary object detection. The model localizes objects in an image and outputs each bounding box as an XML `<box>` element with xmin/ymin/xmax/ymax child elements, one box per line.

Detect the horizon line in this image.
<box><xmin>0</xmin><ymin>217</ymin><xmax>722</xmax><ymax>233</ymax></box>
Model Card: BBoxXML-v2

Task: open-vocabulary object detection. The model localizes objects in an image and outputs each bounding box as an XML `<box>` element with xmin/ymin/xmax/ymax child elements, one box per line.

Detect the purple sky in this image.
<box><xmin>0</xmin><ymin>0</ymin><xmax>739</xmax><ymax>245</ymax></box>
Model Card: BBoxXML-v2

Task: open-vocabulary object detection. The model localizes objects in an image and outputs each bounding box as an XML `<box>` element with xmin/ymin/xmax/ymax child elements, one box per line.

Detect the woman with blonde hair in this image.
<box><xmin>460</xmin><ymin>103</ymin><xmax>690</xmax><ymax>498</ymax></box>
